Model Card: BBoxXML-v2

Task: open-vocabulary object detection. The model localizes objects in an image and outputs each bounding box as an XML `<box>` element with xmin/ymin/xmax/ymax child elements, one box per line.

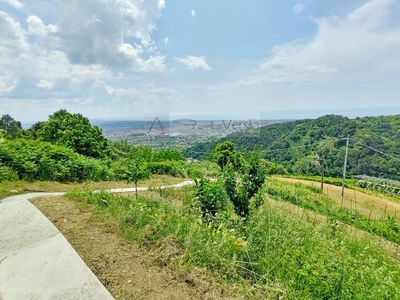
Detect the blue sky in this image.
<box><xmin>0</xmin><ymin>0</ymin><xmax>399</xmax><ymax>123</ymax></box>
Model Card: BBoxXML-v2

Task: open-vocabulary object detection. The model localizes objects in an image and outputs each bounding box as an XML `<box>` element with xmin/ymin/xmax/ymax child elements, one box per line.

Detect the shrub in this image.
<box><xmin>0</xmin><ymin>138</ymin><xmax>111</xmax><ymax>182</ymax></box>
<box><xmin>0</xmin><ymin>165</ymin><xmax>18</xmax><ymax>182</ymax></box>
<box><xmin>194</xmin><ymin>178</ymin><xmax>228</xmax><ymax>221</ymax></box>
<box><xmin>147</xmin><ymin>161</ymin><xmax>186</xmax><ymax>177</ymax></box>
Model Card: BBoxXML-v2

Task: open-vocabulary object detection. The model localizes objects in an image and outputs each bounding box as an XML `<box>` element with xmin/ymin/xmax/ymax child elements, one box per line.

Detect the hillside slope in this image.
<box><xmin>184</xmin><ymin>114</ymin><xmax>400</xmax><ymax>180</ymax></box>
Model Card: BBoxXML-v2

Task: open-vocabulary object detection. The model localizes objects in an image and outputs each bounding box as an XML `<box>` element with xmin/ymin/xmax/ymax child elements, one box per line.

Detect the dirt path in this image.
<box><xmin>277</xmin><ymin>178</ymin><xmax>400</xmax><ymax>221</ymax></box>
<box><xmin>31</xmin><ymin>195</ymin><xmax>236</xmax><ymax>300</ymax></box>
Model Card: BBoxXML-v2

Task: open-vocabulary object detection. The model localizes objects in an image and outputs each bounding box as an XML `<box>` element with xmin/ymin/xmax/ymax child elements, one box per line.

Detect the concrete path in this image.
<box><xmin>0</xmin><ymin>181</ymin><xmax>194</xmax><ymax>300</ymax></box>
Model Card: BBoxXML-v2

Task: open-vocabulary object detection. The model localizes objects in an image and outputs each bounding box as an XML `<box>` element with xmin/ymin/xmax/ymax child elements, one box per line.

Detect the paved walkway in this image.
<box><xmin>0</xmin><ymin>181</ymin><xmax>194</xmax><ymax>300</ymax></box>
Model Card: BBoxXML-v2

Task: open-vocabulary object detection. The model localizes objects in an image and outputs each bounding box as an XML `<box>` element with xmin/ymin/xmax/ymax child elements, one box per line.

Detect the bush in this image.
<box><xmin>147</xmin><ymin>161</ymin><xmax>186</xmax><ymax>177</ymax></box>
<box><xmin>185</xmin><ymin>161</ymin><xmax>220</xmax><ymax>178</ymax></box>
<box><xmin>153</xmin><ymin>149</ymin><xmax>185</xmax><ymax>162</ymax></box>
<box><xmin>0</xmin><ymin>165</ymin><xmax>18</xmax><ymax>182</ymax></box>
<box><xmin>194</xmin><ymin>178</ymin><xmax>228</xmax><ymax>221</ymax></box>
<box><xmin>0</xmin><ymin>139</ymin><xmax>111</xmax><ymax>182</ymax></box>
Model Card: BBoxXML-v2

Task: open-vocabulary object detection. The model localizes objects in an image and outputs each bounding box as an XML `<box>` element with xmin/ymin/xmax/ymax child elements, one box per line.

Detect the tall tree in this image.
<box><xmin>28</xmin><ymin>121</ymin><xmax>45</xmax><ymax>139</ymax></box>
<box><xmin>0</xmin><ymin>114</ymin><xmax>23</xmax><ymax>138</ymax></box>
<box><xmin>212</xmin><ymin>141</ymin><xmax>244</xmax><ymax>171</ymax></box>
<box><xmin>38</xmin><ymin>109</ymin><xmax>109</xmax><ymax>158</ymax></box>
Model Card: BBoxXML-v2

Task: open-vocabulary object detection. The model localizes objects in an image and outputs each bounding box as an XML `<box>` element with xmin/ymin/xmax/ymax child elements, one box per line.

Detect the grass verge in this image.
<box><xmin>64</xmin><ymin>183</ymin><xmax>400</xmax><ymax>299</ymax></box>
<box><xmin>0</xmin><ymin>175</ymin><xmax>184</xmax><ymax>200</ymax></box>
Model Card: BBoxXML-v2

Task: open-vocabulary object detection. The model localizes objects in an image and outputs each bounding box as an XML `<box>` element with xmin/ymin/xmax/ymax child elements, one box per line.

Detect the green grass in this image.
<box><xmin>0</xmin><ymin>175</ymin><xmax>186</xmax><ymax>200</ymax></box>
<box><xmin>65</xmin><ymin>184</ymin><xmax>400</xmax><ymax>299</ymax></box>
<box><xmin>278</xmin><ymin>174</ymin><xmax>356</xmax><ymax>187</ymax></box>
<box><xmin>265</xmin><ymin>178</ymin><xmax>400</xmax><ymax>245</ymax></box>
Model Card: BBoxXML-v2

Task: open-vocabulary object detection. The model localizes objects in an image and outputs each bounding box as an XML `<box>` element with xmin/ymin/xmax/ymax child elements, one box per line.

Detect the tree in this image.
<box><xmin>0</xmin><ymin>114</ymin><xmax>23</xmax><ymax>138</ymax></box>
<box><xmin>38</xmin><ymin>109</ymin><xmax>109</xmax><ymax>158</ymax></box>
<box><xmin>28</xmin><ymin>121</ymin><xmax>45</xmax><ymax>139</ymax></box>
<box><xmin>223</xmin><ymin>152</ymin><xmax>266</xmax><ymax>219</ymax></box>
<box><xmin>126</xmin><ymin>158</ymin><xmax>150</xmax><ymax>199</ymax></box>
<box><xmin>213</xmin><ymin>141</ymin><xmax>244</xmax><ymax>171</ymax></box>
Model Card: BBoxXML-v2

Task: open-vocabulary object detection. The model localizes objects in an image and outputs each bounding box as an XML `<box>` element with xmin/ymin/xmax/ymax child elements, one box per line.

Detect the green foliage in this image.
<box><xmin>212</xmin><ymin>141</ymin><xmax>244</xmax><ymax>171</ymax></box>
<box><xmin>265</xmin><ymin>179</ymin><xmax>400</xmax><ymax>244</ymax></box>
<box><xmin>0</xmin><ymin>165</ymin><xmax>18</xmax><ymax>182</ymax></box>
<box><xmin>38</xmin><ymin>109</ymin><xmax>109</xmax><ymax>158</ymax></box>
<box><xmin>262</xmin><ymin>159</ymin><xmax>288</xmax><ymax>175</ymax></box>
<box><xmin>193</xmin><ymin>148</ymin><xmax>267</xmax><ymax>220</ymax></box>
<box><xmin>147</xmin><ymin>161</ymin><xmax>186</xmax><ymax>177</ymax></box>
<box><xmin>27</xmin><ymin>121</ymin><xmax>45</xmax><ymax>139</ymax></box>
<box><xmin>187</xmin><ymin>114</ymin><xmax>400</xmax><ymax>181</ymax></box>
<box><xmin>66</xmin><ymin>185</ymin><xmax>400</xmax><ymax>299</ymax></box>
<box><xmin>194</xmin><ymin>178</ymin><xmax>228</xmax><ymax>220</ymax></box>
<box><xmin>223</xmin><ymin>152</ymin><xmax>267</xmax><ymax>219</ymax></box>
<box><xmin>153</xmin><ymin>149</ymin><xmax>185</xmax><ymax>162</ymax></box>
<box><xmin>246</xmin><ymin>202</ymin><xmax>400</xmax><ymax>299</ymax></box>
<box><xmin>0</xmin><ymin>138</ymin><xmax>111</xmax><ymax>182</ymax></box>
<box><xmin>126</xmin><ymin>159</ymin><xmax>150</xmax><ymax>184</ymax></box>
<box><xmin>0</xmin><ymin>136</ymin><xmax>220</xmax><ymax>183</ymax></box>
<box><xmin>185</xmin><ymin>161</ymin><xmax>220</xmax><ymax>178</ymax></box>
<box><xmin>0</xmin><ymin>114</ymin><xmax>23</xmax><ymax>138</ymax></box>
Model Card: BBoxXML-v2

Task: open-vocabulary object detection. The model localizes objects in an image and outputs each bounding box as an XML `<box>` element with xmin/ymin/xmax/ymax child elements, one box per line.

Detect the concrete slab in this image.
<box><xmin>0</xmin><ymin>193</ymin><xmax>114</xmax><ymax>300</ymax></box>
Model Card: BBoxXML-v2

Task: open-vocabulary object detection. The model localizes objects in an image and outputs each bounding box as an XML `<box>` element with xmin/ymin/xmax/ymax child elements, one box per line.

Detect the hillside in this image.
<box><xmin>183</xmin><ymin>114</ymin><xmax>400</xmax><ymax>181</ymax></box>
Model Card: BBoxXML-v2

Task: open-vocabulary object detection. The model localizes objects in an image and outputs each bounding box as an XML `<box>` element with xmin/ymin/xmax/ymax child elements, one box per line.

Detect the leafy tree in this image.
<box><xmin>0</xmin><ymin>114</ymin><xmax>23</xmax><ymax>138</ymax></box>
<box><xmin>126</xmin><ymin>158</ymin><xmax>150</xmax><ymax>199</ymax></box>
<box><xmin>154</xmin><ymin>149</ymin><xmax>185</xmax><ymax>162</ymax></box>
<box><xmin>27</xmin><ymin>121</ymin><xmax>45</xmax><ymax>139</ymax></box>
<box><xmin>223</xmin><ymin>152</ymin><xmax>266</xmax><ymax>219</ymax></box>
<box><xmin>213</xmin><ymin>141</ymin><xmax>244</xmax><ymax>171</ymax></box>
<box><xmin>38</xmin><ymin>109</ymin><xmax>109</xmax><ymax>158</ymax></box>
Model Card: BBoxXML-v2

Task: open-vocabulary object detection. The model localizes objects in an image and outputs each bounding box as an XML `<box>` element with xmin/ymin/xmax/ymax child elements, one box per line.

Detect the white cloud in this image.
<box><xmin>191</xmin><ymin>9</ymin><xmax>196</xmax><ymax>17</ymax></box>
<box><xmin>53</xmin><ymin>0</ymin><xmax>166</xmax><ymax>70</ymax></box>
<box><xmin>175</xmin><ymin>55</ymin><xmax>211</xmax><ymax>71</ymax></box>
<box><xmin>0</xmin><ymin>10</ymin><xmax>113</xmax><ymax>101</ymax></box>
<box><xmin>226</xmin><ymin>0</ymin><xmax>400</xmax><ymax>86</ymax></box>
<box><xmin>0</xmin><ymin>0</ymin><xmax>167</xmax><ymax>108</ymax></box>
<box><xmin>0</xmin><ymin>0</ymin><xmax>23</xmax><ymax>9</ymax></box>
<box><xmin>37</xmin><ymin>80</ymin><xmax>53</xmax><ymax>89</ymax></box>
<box><xmin>293</xmin><ymin>4</ymin><xmax>304</xmax><ymax>15</ymax></box>
<box><xmin>163</xmin><ymin>37</ymin><xmax>169</xmax><ymax>46</ymax></box>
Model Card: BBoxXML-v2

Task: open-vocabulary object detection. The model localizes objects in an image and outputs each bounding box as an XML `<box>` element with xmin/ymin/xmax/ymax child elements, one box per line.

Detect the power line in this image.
<box><xmin>350</xmin><ymin>138</ymin><xmax>400</xmax><ymax>163</ymax></box>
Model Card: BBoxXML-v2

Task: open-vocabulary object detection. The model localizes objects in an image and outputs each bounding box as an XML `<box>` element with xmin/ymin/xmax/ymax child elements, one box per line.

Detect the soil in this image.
<box><xmin>31</xmin><ymin>196</ymin><xmax>238</xmax><ymax>300</ymax></box>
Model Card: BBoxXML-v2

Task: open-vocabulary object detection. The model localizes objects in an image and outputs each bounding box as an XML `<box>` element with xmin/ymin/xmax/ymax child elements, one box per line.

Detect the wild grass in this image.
<box><xmin>265</xmin><ymin>178</ymin><xmax>400</xmax><ymax>245</ymax></box>
<box><xmin>0</xmin><ymin>175</ymin><xmax>184</xmax><ymax>200</ymax></box>
<box><xmin>65</xmin><ymin>182</ymin><xmax>400</xmax><ymax>299</ymax></box>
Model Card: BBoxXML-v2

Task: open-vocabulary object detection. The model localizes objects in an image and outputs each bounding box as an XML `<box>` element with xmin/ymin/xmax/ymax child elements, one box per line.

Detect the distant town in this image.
<box><xmin>93</xmin><ymin>119</ymin><xmax>290</xmax><ymax>150</ymax></box>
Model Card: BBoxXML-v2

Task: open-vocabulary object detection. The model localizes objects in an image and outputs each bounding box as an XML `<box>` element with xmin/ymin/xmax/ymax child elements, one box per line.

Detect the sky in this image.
<box><xmin>0</xmin><ymin>0</ymin><xmax>400</xmax><ymax>123</ymax></box>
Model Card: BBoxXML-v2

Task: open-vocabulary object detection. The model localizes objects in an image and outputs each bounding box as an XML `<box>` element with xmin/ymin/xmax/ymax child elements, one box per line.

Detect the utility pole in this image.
<box><xmin>320</xmin><ymin>150</ymin><xmax>325</xmax><ymax>191</ymax></box>
<box><xmin>341</xmin><ymin>136</ymin><xmax>350</xmax><ymax>198</ymax></box>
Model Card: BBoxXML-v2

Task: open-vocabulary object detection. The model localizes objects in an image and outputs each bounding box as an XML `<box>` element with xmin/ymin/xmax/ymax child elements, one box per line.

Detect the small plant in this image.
<box><xmin>194</xmin><ymin>178</ymin><xmax>228</xmax><ymax>221</ymax></box>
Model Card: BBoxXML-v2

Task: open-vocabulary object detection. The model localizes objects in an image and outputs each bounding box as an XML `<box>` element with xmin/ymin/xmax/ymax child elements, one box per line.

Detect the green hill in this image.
<box><xmin>183</xmin><ymin>114</ymin><xmax>400</xmax><ymax>181</ymax></box>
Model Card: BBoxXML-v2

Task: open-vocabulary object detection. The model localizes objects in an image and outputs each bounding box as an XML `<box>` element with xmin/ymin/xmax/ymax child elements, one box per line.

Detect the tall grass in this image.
<box><xmin>265</xmin><ymin>179</ymin><xmax>400</xmax><ymax>244</ymax></box>
<box><xmin>65</xmin><ymin>184</ymin><xmax>400</xmax><ymax>299</ymax></box>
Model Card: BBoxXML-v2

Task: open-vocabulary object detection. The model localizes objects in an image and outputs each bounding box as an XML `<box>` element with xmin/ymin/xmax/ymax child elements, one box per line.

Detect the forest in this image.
<box><xmin>184</xmin><ymin>114</ymin><xmax>400</xmax><ymax>181</ymax></box>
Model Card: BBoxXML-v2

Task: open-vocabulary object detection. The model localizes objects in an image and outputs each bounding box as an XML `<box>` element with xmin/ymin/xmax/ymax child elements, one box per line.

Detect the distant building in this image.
<box><xmin>187</xmin><ymin>157</ymin><xmax>200</xmax><ymax>163</ymax></box>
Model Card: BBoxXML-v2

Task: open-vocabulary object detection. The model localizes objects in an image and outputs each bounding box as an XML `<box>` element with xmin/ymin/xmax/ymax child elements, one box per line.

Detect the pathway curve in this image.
<box><xmin>0</xmin><ymin>181</ymin><xmax>194</xmax><ymax>300</ymax></box>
